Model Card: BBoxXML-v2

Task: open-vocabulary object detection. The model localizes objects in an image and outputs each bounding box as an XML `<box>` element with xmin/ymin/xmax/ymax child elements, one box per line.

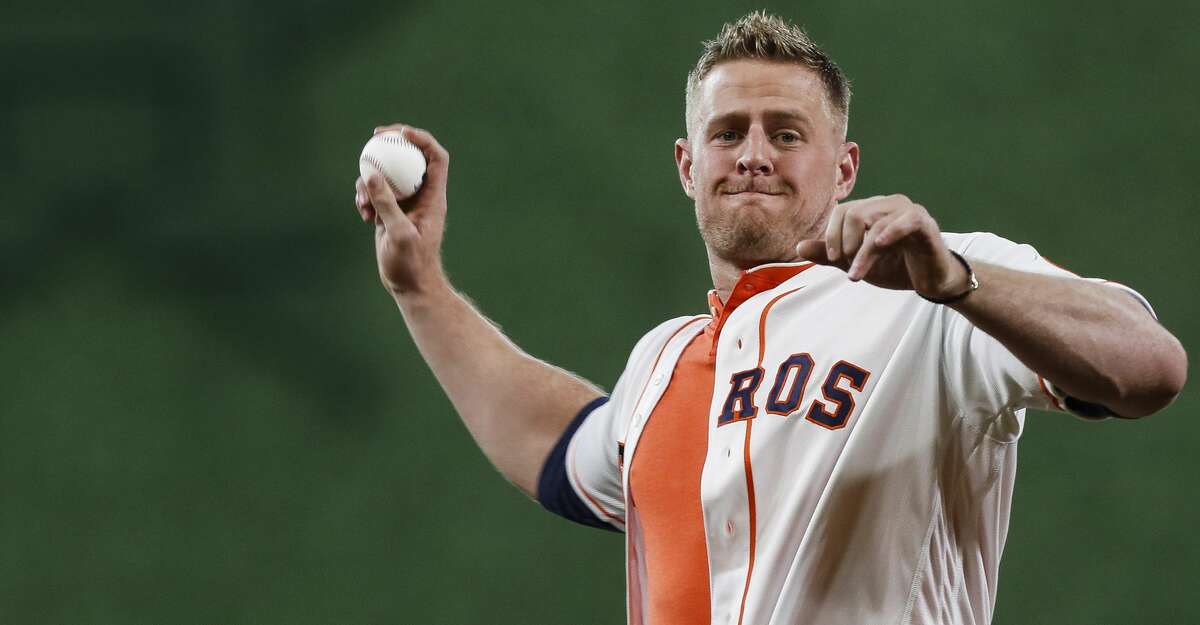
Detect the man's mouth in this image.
<box><xmin>723</xmin><ymin>190</ymin><xmax>785</xmax><ymax>196</ymax></box>
<box><xmin>719</xmin><ymin>183</ymin><xmax>788</xmax><ymax>196</ymax></box>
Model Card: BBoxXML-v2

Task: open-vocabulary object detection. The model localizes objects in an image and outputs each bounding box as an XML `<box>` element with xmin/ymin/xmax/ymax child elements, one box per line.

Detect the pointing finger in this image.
<box><xmin>848</xmin><ymin>212</ymin><xmax>900</xmax><ymax>281</ymax></box>
<box><xmin>874</xmin><ymin>210</ymin><xmax>923</xmax><ymax>249</ymax></box>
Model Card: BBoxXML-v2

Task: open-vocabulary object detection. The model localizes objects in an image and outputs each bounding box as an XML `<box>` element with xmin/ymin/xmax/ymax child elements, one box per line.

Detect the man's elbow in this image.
<box><xmin>1115</xmin><ymin>338</ymin><xmax>1188</xmax><ymax>418</ymax></box>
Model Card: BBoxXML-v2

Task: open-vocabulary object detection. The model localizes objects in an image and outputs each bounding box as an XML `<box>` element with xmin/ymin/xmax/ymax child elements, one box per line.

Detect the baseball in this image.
<box><xmin>359</xmin><ymin>131</ymin><xmax>427</xmax><ymax>201</ymax></box>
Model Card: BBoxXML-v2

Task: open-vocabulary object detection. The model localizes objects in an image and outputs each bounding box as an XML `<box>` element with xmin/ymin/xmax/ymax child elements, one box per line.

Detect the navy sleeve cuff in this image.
<box><xmin>536</xmin><ymin>396</ymin><xmax>620</xmax><ymax>532</ymax></box>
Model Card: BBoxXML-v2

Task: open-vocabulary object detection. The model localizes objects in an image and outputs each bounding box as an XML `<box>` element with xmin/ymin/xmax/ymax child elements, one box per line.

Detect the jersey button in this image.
<box><xmin>652</xmin><ymin>374</ymin><xmax>663</xmax><ymax>386</ymax></box>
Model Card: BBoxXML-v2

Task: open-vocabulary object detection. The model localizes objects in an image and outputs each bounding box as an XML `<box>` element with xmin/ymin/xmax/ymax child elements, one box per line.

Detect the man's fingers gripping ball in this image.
<box><xmin>396</xmin><ymin>126</ymin><xmax>450</xmax><ymax>198</ymax></box>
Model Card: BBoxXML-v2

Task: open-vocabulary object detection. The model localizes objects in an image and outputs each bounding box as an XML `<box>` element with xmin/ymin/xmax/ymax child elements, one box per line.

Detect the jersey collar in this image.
<box><xmin>707</xmin><ymin>261</ymin><xmax>816</xmax><ymax>336</ymax></box>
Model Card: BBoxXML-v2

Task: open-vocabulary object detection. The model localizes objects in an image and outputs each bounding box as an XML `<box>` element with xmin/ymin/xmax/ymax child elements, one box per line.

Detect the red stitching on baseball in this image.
<box><xmin>379</xmin><ymin>134</ymin><xmax>417</xmax><ymax>148</ymax></box>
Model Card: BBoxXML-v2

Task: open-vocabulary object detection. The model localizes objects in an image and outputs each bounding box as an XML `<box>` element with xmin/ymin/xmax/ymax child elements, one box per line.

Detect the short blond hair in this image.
<box><xmin>685</xmin><ymin>11</ymin><xmax>851</xmax><ymax>137</ymax></box>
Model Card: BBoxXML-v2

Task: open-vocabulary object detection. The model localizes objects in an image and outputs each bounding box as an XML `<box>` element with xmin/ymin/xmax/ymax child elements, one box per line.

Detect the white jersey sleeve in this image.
<box><xmin>560</xmin><ymin>378</ymin><xmax>630</xmax><ymax>531</ymax></box>
<box><xmin>938</xmin><ymin>232</ymin><xmax>1153</xmax><ymax>432</ymax></box>
<box><xmin>538</xmin><ymin>317</ymin><xmax>702</xmax><ymax>532</ymax></box>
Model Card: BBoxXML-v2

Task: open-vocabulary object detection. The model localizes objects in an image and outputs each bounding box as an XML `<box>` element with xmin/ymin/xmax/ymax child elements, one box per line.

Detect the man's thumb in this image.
<box><xmin>367</xmin><ymin>175</ymin><xmax>418</xmax><ymax>240</ymax></box>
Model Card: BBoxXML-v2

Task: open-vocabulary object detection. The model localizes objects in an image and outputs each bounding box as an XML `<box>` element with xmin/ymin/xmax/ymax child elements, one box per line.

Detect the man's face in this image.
<box><xmin>676</xmin><ymin>59</ymin><xmax>858</xmax><ymax>269</ymax></box>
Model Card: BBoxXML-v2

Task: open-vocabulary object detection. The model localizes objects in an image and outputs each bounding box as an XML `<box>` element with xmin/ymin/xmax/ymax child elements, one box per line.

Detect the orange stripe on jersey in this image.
<box><xmin>627</xmin><ymin>506</ymin><xmax>647</xmax><ymax>625</ymax></box>
<box><xmin>736</xmin><ymin>418</ymin><xmax>758</xmax><ymax>625</ymax></box>
<box><xmin>628</xmin><ymin>328</ymin><xmax>716</xmax><ymax>625</ymax></box>
<box><xmin>631</xmin><ymin>316</ymin><xmax>710</xmax><ymax>417</ymax></box>
<box><xmin>757</xmin><ymin>288</ymin><xmax>804</xmax><ymax>367</ymax></box>
<box><xmin>736</xmin><ymin>286</ymin><xmax>804</xmax><ymax>625</ymax></box>
<box><xmin>1037</xmin><ymin>374</ymin><xmax>1066</xmax><ymax>411</ymax></box>
<box><xmin>707</xmin><ymin>263</ymin><xmax>814</xmax><ymax>355</ymax></box>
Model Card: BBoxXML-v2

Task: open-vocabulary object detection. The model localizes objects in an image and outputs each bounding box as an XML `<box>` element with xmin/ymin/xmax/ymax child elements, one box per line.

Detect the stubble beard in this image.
<box><xmin>695</xmin><ymin>195</ymin><xmax>821</xmax><ymax>269</ymax></box>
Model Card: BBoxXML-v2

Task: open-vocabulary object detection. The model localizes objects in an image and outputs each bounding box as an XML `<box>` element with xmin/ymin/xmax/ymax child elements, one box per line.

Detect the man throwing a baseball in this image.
<box><xmin>352</xmin><ymin>11</ymin><xmax>1186</xmax><ymax>625</ymax></box>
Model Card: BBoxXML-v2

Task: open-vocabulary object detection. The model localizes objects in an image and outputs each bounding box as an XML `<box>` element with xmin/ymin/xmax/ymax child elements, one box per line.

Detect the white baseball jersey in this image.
<box><xmin>536</xmin><ymin>232</ymin><xmax>1152</xmax><ymax>625</ymax></box>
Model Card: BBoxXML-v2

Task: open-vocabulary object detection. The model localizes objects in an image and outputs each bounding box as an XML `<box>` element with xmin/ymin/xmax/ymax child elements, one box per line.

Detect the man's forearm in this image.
<box><xmin>949</xmin><ymin>262</ymin><xmax>1187</xmax><ymax>417</ymax></box>
<box><xmin>396</xmin><ymin>282</ymin><xmax>604</xmax><ymax>496</ymax></box>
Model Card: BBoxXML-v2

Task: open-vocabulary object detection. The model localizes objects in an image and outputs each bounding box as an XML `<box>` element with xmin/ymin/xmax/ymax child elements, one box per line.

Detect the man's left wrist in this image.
<box><xmin>919</xmin><ymin>251</ymin><xmax>979</xmax><ymax>305</ymax></box>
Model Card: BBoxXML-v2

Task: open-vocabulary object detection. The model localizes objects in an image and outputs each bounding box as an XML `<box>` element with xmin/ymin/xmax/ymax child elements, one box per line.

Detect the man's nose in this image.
<box><xmin>736</xmin><ymin>130</ymin><xmax>773</xmax><ymax>176</ymax></box>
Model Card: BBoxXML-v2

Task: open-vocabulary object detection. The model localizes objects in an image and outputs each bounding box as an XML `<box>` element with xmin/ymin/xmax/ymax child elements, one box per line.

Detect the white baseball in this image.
<box><xmin>359</xmin><ymin>131</ymin><xmax>427</xmax><ymax>201</ymax></box>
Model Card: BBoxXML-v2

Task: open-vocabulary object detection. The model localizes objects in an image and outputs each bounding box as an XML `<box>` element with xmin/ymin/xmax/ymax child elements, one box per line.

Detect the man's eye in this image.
<box><xmin>776</xmin><ymin>132</ymin><xmax>799</xmax><ymax>143</ymax></box>
<box><xmin>717</xmin><ymin>131</ymin><xmax>739</xmax><ymax>141</ymax></box>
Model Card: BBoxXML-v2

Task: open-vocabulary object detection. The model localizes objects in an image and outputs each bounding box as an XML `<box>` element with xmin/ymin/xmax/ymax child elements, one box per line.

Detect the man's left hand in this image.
<box><xmin>796</xmin><ymin>194</ymin><xmax>968</xmax><ymax>300</ymax></box>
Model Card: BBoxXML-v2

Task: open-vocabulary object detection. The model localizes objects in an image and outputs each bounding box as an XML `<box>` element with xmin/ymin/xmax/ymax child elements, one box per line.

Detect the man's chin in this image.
<box><xmin>698</xmin><ymin>216</ymin><xmax>805</xmax><ymax>268</ymax></box>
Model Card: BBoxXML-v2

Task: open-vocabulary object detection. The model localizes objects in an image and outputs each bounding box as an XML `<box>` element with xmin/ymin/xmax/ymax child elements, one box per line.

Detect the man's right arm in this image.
<box><xmin>354</xmin><ymin>124</ymin><xmax>604</xmax><ymax>498</ymax></box>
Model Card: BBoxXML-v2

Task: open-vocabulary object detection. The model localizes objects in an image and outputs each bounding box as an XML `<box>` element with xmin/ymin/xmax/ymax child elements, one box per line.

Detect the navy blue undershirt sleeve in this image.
<box><xmin>1064</xmin><ymin>394</ymin><xmax>1119</xmax><ymax>420</ymax></box>
<box><xmin>536</xmin><ymin>396</ymin><xmax>620</xmax><ymax>532</ymax></box>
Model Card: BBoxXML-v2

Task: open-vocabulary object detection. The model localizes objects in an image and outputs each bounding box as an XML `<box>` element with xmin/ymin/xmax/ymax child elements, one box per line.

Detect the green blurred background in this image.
<box><xmin>2</xmin><ymin>1</ymin><xmax>1196</xmax><ymax>623</ymax></box>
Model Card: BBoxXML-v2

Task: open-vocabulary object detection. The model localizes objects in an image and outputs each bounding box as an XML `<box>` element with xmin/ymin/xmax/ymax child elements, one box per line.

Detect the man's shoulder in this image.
<box><xmin>941</xmin><ymin>231</ymin><xmax>1004</xmax><ymax>251</ymax></box>
<box><xmin>941</xmin><ymin>231</ymin><xmax>1041</xmax><ymax>261</ymax></box>
<box><xmin>632</xmin><ymin>315</ymin><xmax>710</xmax><ymax>355</ymax></box>
<box><xmin>612</xmin><ymin>315</ymin><xmax>709</xmax><ymax>375</ymax></box>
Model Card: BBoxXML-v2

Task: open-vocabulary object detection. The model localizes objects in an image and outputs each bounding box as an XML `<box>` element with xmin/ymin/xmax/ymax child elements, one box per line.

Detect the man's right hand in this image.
<box><xmin>354</xmin><ymin>124</ymin><xmax>450</xmax><ymax>298</ymax></box>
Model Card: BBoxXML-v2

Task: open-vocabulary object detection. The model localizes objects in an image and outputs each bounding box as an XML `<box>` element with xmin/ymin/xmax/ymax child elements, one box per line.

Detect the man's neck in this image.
<box><xmin>708</xmin><ymin>257</ymin><xmax>743</xmax><ymax>304</ymax></box>
<box><xmin>707</xmin><ymin>250</ymin><xmax>806</xmax><ymax>303</ymax></box>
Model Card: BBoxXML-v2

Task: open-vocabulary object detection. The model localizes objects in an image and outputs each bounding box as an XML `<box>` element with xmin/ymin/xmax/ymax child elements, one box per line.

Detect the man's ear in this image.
<box><xmin>834</xmin><ymin>141</ymin><xmax>860</xmax><ymax>202</ymax></box>
<box><xmin>675</xmin><ymin>138</ymin><xmax>694</xmax><ymax>199</ymax></box>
